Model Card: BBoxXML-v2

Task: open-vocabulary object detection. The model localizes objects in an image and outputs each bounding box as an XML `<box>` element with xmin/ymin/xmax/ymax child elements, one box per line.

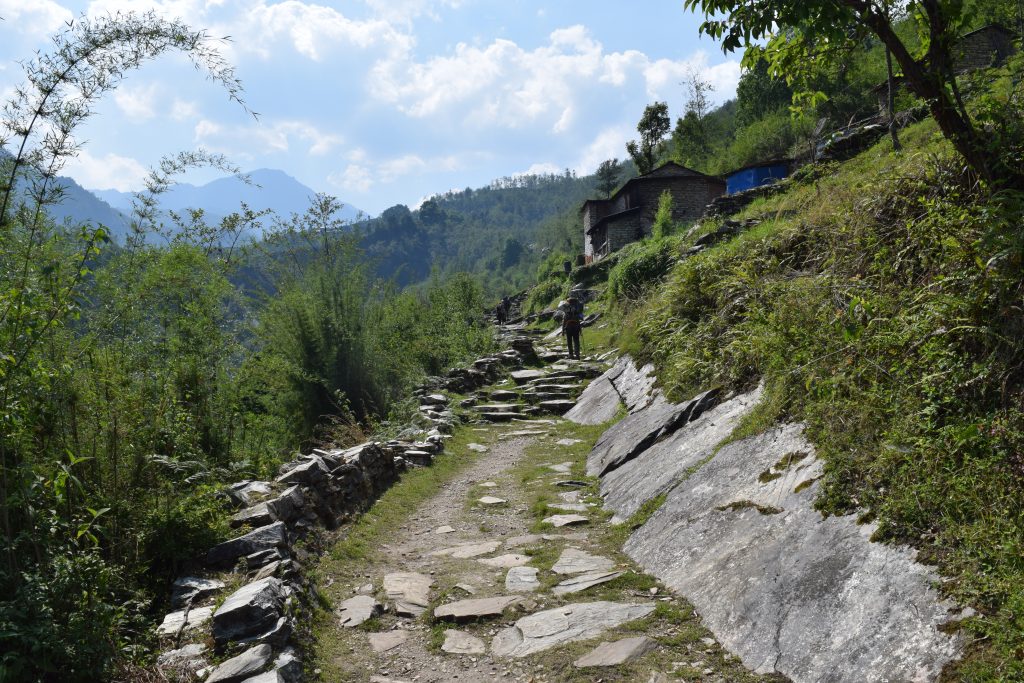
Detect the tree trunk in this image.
<box><xmin>885</xmin><ymin>45</ymin><xmax>902</xmax><ymax>152</ymax></box>
<box><xmin>844</xmin><ymin>0</ymin><xmax>1011</xmax><ymax>186</ymax></box>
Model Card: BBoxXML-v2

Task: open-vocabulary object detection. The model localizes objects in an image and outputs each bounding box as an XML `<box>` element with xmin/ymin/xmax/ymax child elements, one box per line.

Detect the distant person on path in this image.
<box><xmin>563</xmin><ymin>259</ymin><xmax>572</xmax><ymax>275</ymax></box>
<box><xmin>496</xmin><ymin>298</ymin><xmax>507</xmax><ymax>325</ymax></box>
<box><xmin>562</xmin><ymin>295</ymin><xmax>584</xmax><ymax>359</ymax></box>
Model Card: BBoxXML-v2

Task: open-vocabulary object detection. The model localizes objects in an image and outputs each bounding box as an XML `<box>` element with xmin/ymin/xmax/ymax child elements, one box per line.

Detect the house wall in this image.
<box><xmin>605</xmin><ymin>210</ymin><xmax>642</xmax><ymax>253</ymax></box>
<box><xmin>955</xmin><ymin>27</ymin><xmax>1015</xmax><ymax>73</ymax></box>
<box><xmin>727</xmin><ymin>164</ymin><xmax>789</xmax><ymax>194</ymax></box>
<box><xmin>583</xmin><ymin>201</ymin><xmax>613</xmax><ymax>258</ymax></box>
<box><xmin>636</xmin><ymin>177</ymin><xmax>726</xmax><ymax>234</ymax></box>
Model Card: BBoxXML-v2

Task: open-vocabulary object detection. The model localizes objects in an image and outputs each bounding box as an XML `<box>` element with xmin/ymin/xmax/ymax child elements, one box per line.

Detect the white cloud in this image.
<box><xmin>0</xmin><ymin>0</ymin><xmax>73</xmax><ymax>40</ymax></box>
<box><xmin>518</xmin><ymin>162</ymin><xmax>561</xmax><ymax>176</ymax></box>
<box><xmin>329</xmin><ymin>152</ymin><xmax>462</xmax><ymax>193</ymax></box>
<box><xmin>236</xmin><ymin>1</ymin><xmax>414</xmax><ymax>61</ymax></box>
<box><xmin>369</xmin><ymin>25</ymin><xmax>740</xmax><ymax>133</ymax></box>
<box><xmin>64</xmin><ymin>150</ymin><xmax>148</xmax><ymax>191</ymax></box>
<box><xmin>643</xmin><ymin>54</ymin><xmax>742</xmax><ymax>102</ymax></box>
<box><xmin>113</xmin><ymin>83</ymin><xmax>160</xmax><ymax>121</ymax></box>
<box><xmin>171</xmin><ymin>98</ymin><xmax>200</xmax><ymax>121</ymax></box>
<box><xmin>194</xmin><ymin>118</ymin><xmax>343</xmax><ymax>157</ymax></box>
<box><xmin>574</xmin><ymin>124</ymin><xmax>633</xmax><ymax>175</ymax></box>
<box><xmin>361</xmin><ymin>0</ymin><xmax>462</xmax><ymax>24</ymax></box>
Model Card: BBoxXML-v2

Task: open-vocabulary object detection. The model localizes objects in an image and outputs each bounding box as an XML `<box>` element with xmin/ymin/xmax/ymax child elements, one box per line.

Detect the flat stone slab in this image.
<box><xmin>383</xmin><ymin>572</ymin><xmax>433</xmax><ymax>616</ymax></box>
<box><xmin>474</xmin><ymin>403</ymin><xmax>521</xmax><ymax>412</ymax></box>
<box><xmin>575</xmin><ymin>636</ymin><xmax>657</xmax><ymax>667</ymax></box>
<box><xmin>211</xmin><ymin>577</ymin><xmax>287</xmax><ymax>646</ymax></box>
<box><xmin>206</xmin><ymin>644</ymin><xmax>272</xmax><ymax>683</ymax></box>
<box><xmin>564</xmin><ymin>377</ymin><xmax>621</xmax><ymax>425</ymax></box>
<box><xmin>504</xmin><ymin>534</ymin><xmax>543</xmax><ymax>548</ymax></box>
<box><xmin>479</xmin><ymin>481</ymin><xmax>498</xmax><ymax>488</ymax></box>
<box><xmin>542</xmin><ymin>514</ymin><xmax>589</xmax><ymax>527</ymax></box>
<box><xmin>624</xmin><ymin>423</ymin><xmax>967</xmax><ymax>683</ymax></box>
<box><xmin>170</xmin><ymin>576</ymin><xmax>225</xmax><ymax>609</ymax></box>
<box><xmin>556</xmin><ymin>438</ymin><xmax>583</xmax><ymax>446</ymax></box>
<box><xmin>585</xmin><ymin>394</ymin><xmax>689</xmax><ymax>479</ymax></box>
<box><xmin>478</xmin><ymin>553</ymin><xmax>531</xmax><ymax>568</ymax></box>
<box><xmin>431</xmin><ymin>541</ymin><xmax>502</xmax><ymax>559</ymax></box>
<box><xmin>478</xmin><ymin>496</ymin><xmax>507</xmax><ymax>506</ymax></box>
<box><xmin>501</xmin><ymin>429</ymin><xmax>546</xmax><ymax>438</ymax></box>
<box><xmin>441</xmin><ymin>629</ymin><xmax>486</xmax><ymax>655</ymax></box>
<box><xmin>601</xmin><ymin>388</ymin><xmax>760</xmax><ymax>520</ymax></box>
<box><xmin>547</xmin><ymin>462</ymin><xmax>573</xmax><ymax>473</ymax></box>
<box><xmin>433</xmin><ymin>595</ymin><xmax>520</xmax><ymax>622</ymax></box>
<box><xmin>479</xmin><ymin>412</ymin><xmax>517</xmax><ymax>422</ymax></box>
<box><xmin>157</xmin><ymin>605</ymin><xmax>214</xmax><ymax>636</ymax></box>
<box><xmin>548</xmin><ymin>503</ymin><xmax>589</xmax><ymax>512</ymax></box>
<box><xmin>369</xmin><ymin>629</ymin><xmax>409</xmax><ymax>653</ymax></box>
<box><xmin>539</xmin><ymin>399</ymin><xmax>576</xmax><ymax>414</ymax></box>
<box><xmin>467</xmin><ymin>443</ymin><xmax>489</xmax><ymax>453</ymax></box>
<box><xmin>338</xmin><ymin>595</ymin><xmax>382</xmax><ymax>627</ymax></box>
<box><xmin>552</xmin><ymin>548</ymin><xmax>615</xmax><ymax>575</ymax></box>
<box><xmin>491</xmin><ymin>601</ymin><xmax>656</xmax><ymax>658</ymax></box>
<box><xmin>434</xmin><ymin>525</ymin><xmax>455</xmax><ymax>534</ymax></box>
<box><xmin>553</xmin><ymin>570</ymin><xmax>624</xmax><ymax>595</ymax></box>
<box><xmin>511</xmin><ymin>369</ymin><xmax>546</xmax><ymax>384</ymax></box>
<box><xmin>505</xmin><ymin>567</ymin><xmax>541</xmax><ymax>592</ymax></box>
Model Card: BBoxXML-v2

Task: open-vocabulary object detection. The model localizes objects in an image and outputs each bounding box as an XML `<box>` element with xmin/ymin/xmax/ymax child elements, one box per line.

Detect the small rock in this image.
<box><xmin>431</xmin><ymin>541</ymin><xmax>501</xmax><ymax>559</ymax></box>
<box><xmin>478</xmin><ymin>496</ymin><xmax>507</xmax><ymax>506</ymax></box>
<box><xmin>542</xmin><ymin>513</ymin><xmax>589</xmax><ymax>527</ymax></box>
<box><xmin>467</xmin><ymin>443</ymin><xmax>489</xmax><ymax>453</ymax></box>
<box><xmin>553</xmin><ymin>570</ymin><xmax>624</xmax><ymax>595</ymax></box>
<box><xmin>574</xmin><ymin>636</ymin><xmax>657</xmax><ymax>667</ymax></box>
<box><xmin>157</xmin><ymin>605</ymin><xmax>214</xmax><ymax>636</ymax></box>
<box><xmin>505</xmin><ymin>567</ymin><xmax>540</xmax><ymax>593</ymax></box>
<box><xmin>383</xmin><ymin>572</ymin><xmax>433</xmax><ymax>617</ymax></box>
<box><xmin>441</xmin><ymin>629</ymin><xmax>486</xmax><ymax>655</ymax></box>
<box><xmin>434</xmin><ymin>596</ymin><xmax>520</xmax><ymax>622</ymax></box>
<box><xmin>551</xmin><ymin>548</ymin><xmax>614</xmax><ymax>575</ymax></box>
<box><xmin>369</xmin><ymin>630</ymin><xmax>409</xmax><ymax>653</ymax></box>
<box><xmin>556</xmin><ymin>438</ymin><xmax>582</xmax><ymax>447</ymax></box>
<box><xmin>338</xmin><ymin>595</ymin><xmax>382</xmax><ymax>627</ymax></box>
<box><xmin>480</xmin><ymin>481</ymin><xmax>498</xmax><ymax>488</ymax></box>
<box><xmin>478</xmin><ymin>554</ymin><xmax>531</xmax><ymax>568</ymax></box>
<box><xmin>435</xmin><ymin>525</ymin><xmax>456</xmax><ymax>534</ymax></box>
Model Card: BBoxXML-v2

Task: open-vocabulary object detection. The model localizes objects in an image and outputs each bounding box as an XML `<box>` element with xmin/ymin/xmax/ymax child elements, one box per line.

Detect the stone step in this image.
<box><xmin>472</xmin><ymin>403</ymin><xmax>521</xmax><ymax>413</ymax></box>
<box><xmin>479</xmin><ymin>412</ymin><xmax>519</xmax><ymax>423</ymax></box>
<box><xmin>539</xmin><ymin>399</ymin><xmax>576</xmax><ymax>415</ymax></box>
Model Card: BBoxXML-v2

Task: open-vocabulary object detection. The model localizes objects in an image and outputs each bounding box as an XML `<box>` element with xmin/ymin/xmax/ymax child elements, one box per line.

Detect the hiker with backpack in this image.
<box><xmin>562</xmin><ymin>295</ymin><xmax>584</xmax><ymax>359</ymax></box>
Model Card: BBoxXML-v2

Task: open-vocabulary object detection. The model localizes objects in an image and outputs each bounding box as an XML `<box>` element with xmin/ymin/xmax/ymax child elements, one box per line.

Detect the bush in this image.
<box><xmin>607</xmin><ymin>237</ymin><xmax>680</xmax><ymax>303</ymax></box>
<box><xmin>524</xmin><ymin>278</ymin><xmax>566</xmax><ymax>314</ymax></box>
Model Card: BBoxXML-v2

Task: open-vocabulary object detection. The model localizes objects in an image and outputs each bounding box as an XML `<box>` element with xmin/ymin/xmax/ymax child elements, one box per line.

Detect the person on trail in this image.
<box><xmin>495</xmin><ymin>298</ymin><xmax>508</xmax><ymax>325</ymax></box>
<box><xmin>562</xmin><ymin>295</ymin><xmax>584</xmax><ymax>360</ymax></box>
<box><xmin>563</xmin><ymin>259</ymin><xmax>572</xmax><ymax>275</ymax></box>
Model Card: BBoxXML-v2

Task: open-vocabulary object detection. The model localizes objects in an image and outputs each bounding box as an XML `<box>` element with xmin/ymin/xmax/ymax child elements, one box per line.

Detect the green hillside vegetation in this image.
<box><xmin>539</xmin><ymin>48</ymin><xmax>1024</xmax><ymax>680</ymax></box>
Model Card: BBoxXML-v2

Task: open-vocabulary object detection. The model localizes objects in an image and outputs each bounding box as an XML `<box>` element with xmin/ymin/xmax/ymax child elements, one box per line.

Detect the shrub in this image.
<box><xmin>607</xmin><ymin>237</ymin><xmax>680</xmax><ymax>303</ymax></box>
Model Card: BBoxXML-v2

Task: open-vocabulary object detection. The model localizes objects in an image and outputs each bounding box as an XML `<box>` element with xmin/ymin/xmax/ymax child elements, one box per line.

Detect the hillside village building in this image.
<box><xmin>582</xmin><ymin>162</ymin><xmax>725</xmax><ymax>261</ymax></box>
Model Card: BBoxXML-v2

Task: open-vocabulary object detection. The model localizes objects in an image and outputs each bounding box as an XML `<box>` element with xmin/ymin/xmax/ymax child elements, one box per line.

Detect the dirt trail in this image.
<box><xmin>316</xmin><ymin>335</ymin><xmax>780</xmax><ymax>683</ymax></box>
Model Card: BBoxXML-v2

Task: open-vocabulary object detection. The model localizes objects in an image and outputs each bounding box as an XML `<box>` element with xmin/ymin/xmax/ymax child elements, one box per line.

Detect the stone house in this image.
<box><xmin>873</xmin><ymin>24</ymin><xmax>1017</xmax><ymax>113</ymax></box>
<box><xmin>583</xmin><ymin>162</ymin><xmax>726</xmax><ymax>262</ymax></box>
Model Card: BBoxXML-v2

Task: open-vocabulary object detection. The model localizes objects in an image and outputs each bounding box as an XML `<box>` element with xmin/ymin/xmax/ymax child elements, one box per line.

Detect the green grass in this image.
<box><xmin>602</xmin><ymin>112</ymin><xmax>1024</xmax><ymax>679</ymax></box>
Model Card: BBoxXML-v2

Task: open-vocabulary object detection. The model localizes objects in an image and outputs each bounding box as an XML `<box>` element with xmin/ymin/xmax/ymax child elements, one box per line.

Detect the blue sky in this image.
<box><xmin>1</xmin><ymin>0</ymin><xmax>741</xmax><ymax>215</ymax></box>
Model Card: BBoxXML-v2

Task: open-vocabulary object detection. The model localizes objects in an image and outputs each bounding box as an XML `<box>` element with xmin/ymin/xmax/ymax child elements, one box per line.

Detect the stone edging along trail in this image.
<box><xmin>150</xmin><ymin>325</ymin><xmax>594</xmax><ymax>682</ymax></box>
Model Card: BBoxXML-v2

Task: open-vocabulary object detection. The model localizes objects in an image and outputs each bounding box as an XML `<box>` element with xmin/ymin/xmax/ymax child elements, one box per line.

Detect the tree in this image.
<box><xmin>735</xmin><ymin>58</ymin><xmax>792</xmax><ymax>127</ymax></box>
<box><xmin>684</xmin><ymin>0</ymin><xmax>1014</xmax><ymax>186</ymax></box>
<box><xmin>626</xmin><ymin>102</ymin><xmax>671</xmax><ymax>175</ymax></box>
<box><xmin>673</xmin><ymin>70</ymin><xmax>716</xmax><ymax>167</ymax></box>
<box><xmin>595</xmin><ymin>158</ymin><xmax>622</xmax><ymax>198</ymax></box>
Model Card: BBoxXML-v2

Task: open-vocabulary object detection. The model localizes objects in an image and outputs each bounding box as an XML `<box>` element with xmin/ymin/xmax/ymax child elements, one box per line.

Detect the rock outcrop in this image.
<box><xmin>581</xmin><ymin>355</ymin><xmax>969</xmax><ymax>682</ymax></box>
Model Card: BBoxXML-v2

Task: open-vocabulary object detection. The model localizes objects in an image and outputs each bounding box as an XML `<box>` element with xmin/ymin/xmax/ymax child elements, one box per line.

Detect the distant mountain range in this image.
<box><xmin>41</xmin><ymin>168</ymin><xmax>366</xmax><ymax>244</ymax></box>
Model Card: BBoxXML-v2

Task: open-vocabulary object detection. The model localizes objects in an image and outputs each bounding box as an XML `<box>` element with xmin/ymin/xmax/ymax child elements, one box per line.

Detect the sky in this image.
<box><xmin>0</xmin><ymin>0</ymin><xmax>742</xmax><ymax>215</ymax></box>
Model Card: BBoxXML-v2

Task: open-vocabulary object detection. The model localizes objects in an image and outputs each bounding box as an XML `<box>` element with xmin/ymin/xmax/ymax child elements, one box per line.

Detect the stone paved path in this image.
<box><xmin>316</xmin><ymin>332</ymin><xmax>782</xmax><ymax>683</ymax></box>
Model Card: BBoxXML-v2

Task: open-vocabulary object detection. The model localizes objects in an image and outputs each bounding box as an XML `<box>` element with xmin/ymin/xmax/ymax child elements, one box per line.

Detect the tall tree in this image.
<box><xmin>595</xmin><ymin>158</ymin><xmax>622</xmax><ymax>198</ymax></box>
<box><xmin>684</xmin><ymin>0</ymin><xmax>1014</xmax><ymax>186</ymax></box>
<box><xmin>626</xmin><ymin>102</ymin><xmax>671</xmax><ymax>174</ymax></box>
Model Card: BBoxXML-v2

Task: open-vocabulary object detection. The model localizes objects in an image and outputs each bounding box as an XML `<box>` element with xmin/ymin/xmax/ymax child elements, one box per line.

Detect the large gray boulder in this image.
<box><xmin>207</xmin><ymin>521</ymin><xmax>288</xmax><ymax>567</ymax></box>
<box><xmin>563</xmin><ymin>376</ymin><xmax>621</xmax><ymax>425</ymax></box>
<box><xmin>600</xmin><ymin>387</ymin><xmax>759</xmax><ymax>520</ymax></box>
<box><xmin>624</xmin><ymin>423</ymin><xmax>967</xmax><ymax>682</ymax></box>
<box><xmin>212</xmin><ymin>577</ymin><xmax>287</xmax><ymax>646</ymax></box>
